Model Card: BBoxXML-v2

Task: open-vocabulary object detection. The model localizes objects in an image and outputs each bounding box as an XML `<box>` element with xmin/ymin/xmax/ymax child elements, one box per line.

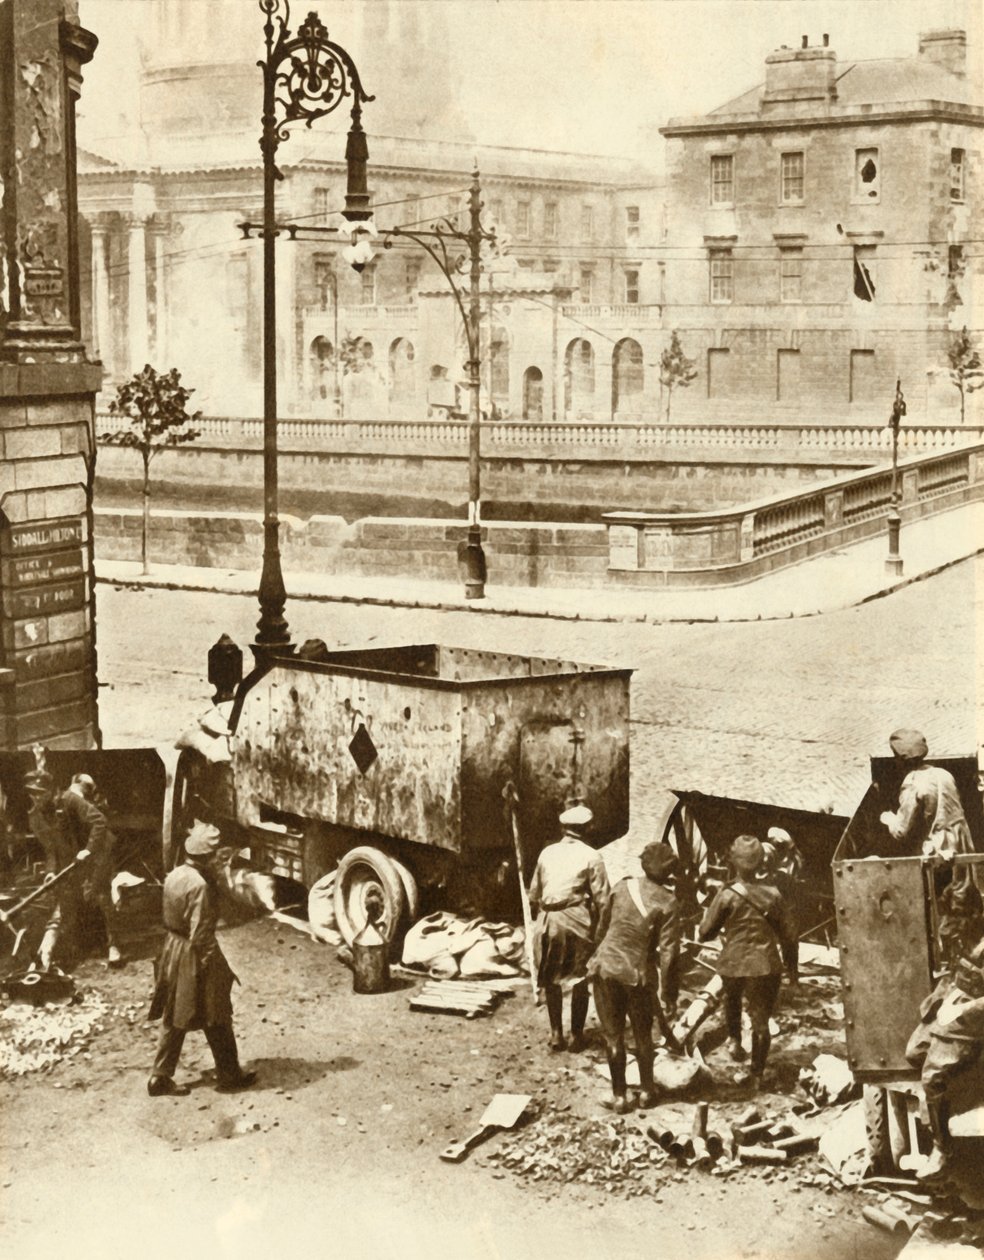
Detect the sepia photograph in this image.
<box><xmin>0</xmin><ymin>0</ymin><xmax>982</xmax><ymax>1256</ymax></box>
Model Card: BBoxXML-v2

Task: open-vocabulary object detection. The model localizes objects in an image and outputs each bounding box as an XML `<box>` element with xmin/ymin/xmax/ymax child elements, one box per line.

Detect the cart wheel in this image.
<box><xmin>390</xmin><ymin>855</ymin><xmax>420</xmax><ymax>927</ymax></box>
<box><xmin>333</xmin><ymin>847</ymin><xmax>407</xmax><ymax>947</ymax></box>
<box><xmin>164</xmin><ymin>750</ymin><xmax>199</xmax><ymax>870</ymax></box>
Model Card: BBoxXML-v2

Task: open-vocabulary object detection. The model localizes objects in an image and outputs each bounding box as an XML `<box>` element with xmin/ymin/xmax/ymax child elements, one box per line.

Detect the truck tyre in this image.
<box><xmin>390</xmin><ymin>855</ymin><xmax>421</xmax><ymax>927</ymax></box>
<box><xmin>334</xmin><ymin>846</ymin><xmax>407</xmax><ymax>947</ymax></box>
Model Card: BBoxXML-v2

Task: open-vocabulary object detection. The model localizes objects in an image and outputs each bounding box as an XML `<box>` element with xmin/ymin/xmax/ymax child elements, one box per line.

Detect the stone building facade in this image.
<box><xmin>77</xmin><ymin>0</ymin><xmax>662</xmax><ymax>423</ymax></box>
<box><xmin>659</xmin><ymin>29</ymin><xmax>983</xmax><ymax>423</ymax></box>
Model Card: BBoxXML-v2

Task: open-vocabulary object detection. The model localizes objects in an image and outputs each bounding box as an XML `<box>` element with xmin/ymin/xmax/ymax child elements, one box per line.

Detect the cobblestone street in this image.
<box><xmin>97</xmin><ymin>553</ymin><xmax>982</xmax><ymax>825</ymax></box>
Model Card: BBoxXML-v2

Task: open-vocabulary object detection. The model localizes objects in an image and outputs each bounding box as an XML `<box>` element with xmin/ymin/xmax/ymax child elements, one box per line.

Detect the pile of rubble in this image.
<box><xmin>483</xmin><ymin>1109</ymin><xmax>669</xmax><ymax>1196</ymax></box>
<box><xmin>0</xmin><ymin>989</ymin><xmax>145</xmax><ymax>1079</ymax></box>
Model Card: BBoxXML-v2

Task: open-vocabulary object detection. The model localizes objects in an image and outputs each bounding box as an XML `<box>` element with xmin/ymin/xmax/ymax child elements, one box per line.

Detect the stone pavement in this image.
<box><xmin>95</xmin><ymin>550</ymin><xmax>983</xmax><ymax>826</ymax></box>
<box><xmin>96</xmin><ymin>500</ymin><xmax>983</xmax><ymax>623</ymax></box>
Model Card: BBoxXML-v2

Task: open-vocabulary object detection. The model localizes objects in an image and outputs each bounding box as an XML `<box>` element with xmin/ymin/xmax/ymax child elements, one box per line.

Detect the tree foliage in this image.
<box><xmin>659</xmin><ymin>331</ymin><xmax>698</xmax><ymax>420</ymax></box>
<box><xmin>102</xmin><ymin>364</ymin><xmax>202</xmax><ymax>459</ymax></box>
<box><xmin>100</xmin><ymin>365</ymin><xmax>201</xmax><ymax>574</ymax></box>
<box><xmin>947</xmin><ymin>327</ymin><xmax>984</xmax><ymax>424</ymax></box>
<box><xmin>338</xmin><ymin>334</ymin><xmax>372</xmax><ymax>375</ymax></box>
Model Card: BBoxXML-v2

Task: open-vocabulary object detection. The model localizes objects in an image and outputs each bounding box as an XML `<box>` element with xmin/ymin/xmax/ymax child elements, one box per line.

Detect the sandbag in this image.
<box><xmin>308</xmin><ymin>869</ymin><xmax>342</xmax><ymax>946</ymax></box>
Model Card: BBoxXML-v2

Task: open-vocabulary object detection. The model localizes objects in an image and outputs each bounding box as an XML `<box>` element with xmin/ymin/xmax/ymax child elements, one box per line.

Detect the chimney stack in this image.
<box><xmin>764</xmin><ymin>36</ymin><xmax>838</xmax><ymax>110</ymax></box>
<box><xmin>918</xmin><ymin>29</ymin><xmax>966</xmax><ymax>79</ymax></box>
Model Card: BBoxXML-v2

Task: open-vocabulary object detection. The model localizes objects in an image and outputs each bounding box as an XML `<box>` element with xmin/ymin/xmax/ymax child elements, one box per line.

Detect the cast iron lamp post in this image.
<box><xmin>885</xmin><ymin>377</ymin><xmax>906</xmax><ymax>576</ymax></box>
<box><xmin>376</xmin><ymin>169</ymin><xmax>499</xmax><ymax>599</ymax></box>
<box><xmin>253</xmin><ymin>0</ymin><xmax>372</xmax><ymax>651</ymax></box>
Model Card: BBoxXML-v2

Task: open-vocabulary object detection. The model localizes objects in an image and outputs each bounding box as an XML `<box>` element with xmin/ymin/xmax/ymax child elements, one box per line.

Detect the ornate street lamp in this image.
<box><xmin>885</xmin><ymin>377</ymin><xmax>906</xmax><ymax>576</ymax></box>
<box><xmin>377</xmin><ymin>169</ymin><xmax>499</xmax><ymax>599</ymax></box>
<box><xmin>252</xmin><ymin>0</ymin><xmax>372</xmax><ymax>652</ymax></box>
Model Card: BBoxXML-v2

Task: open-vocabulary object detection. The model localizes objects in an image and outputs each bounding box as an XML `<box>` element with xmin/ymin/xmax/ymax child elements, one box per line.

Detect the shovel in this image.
<box><xmin>439</xmin><ymin>1092</ymin><xmax>531</xmax><ymax>1163</ymax></box>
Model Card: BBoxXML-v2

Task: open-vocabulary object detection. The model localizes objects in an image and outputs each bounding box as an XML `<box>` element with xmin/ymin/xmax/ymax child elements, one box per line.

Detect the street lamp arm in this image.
<box><xmin>383</xmin><ymin>227</ymin><xmax>475</xmax><ymax>356</ymax></box>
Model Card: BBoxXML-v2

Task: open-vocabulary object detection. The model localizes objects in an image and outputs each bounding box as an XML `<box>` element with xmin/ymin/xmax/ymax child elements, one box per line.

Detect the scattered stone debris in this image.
<box><xmin>0</xmin><ymin>989</ymin><xmax>146</xmax><ymax>1078</ymax></box>
<box><xmin>484</xmin><ymin>1109</ymin><xmax>669</xmax><ymax>1196</ymax></box>
<box><xmin>0</xmin><ymin>990</ymin><xmax>109</xmax><ymax>1078</ymax></box>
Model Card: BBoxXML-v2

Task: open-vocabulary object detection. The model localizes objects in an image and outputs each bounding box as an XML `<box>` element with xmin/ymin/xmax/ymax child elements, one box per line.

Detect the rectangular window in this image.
<box><xmin>544</xmin><ymin>202</ymin><xmax>559</xmax><ymax>241</ymax></box>
<box><xmin>314</xmin><ymin>186</ymin><xmax>331</xmax><ymax>221</ymax></box>
<box><xmin>709</xmin><ymin>249</ymin><xmax>733</xmax><ymax>303</ymax></box>
<box><xmin>405</xmin><ymin>258</ymin><xmax>421</xmax><ymax>302</ymax></box>
<box><xmin>313</xmin><ymin>253</ymin><xmax>335</xmax><ymax>310</ymax></box>
<box><xmin>624</xmin><ymin>269</ymin><xmax>640</xmax><ymax>304</ymax></box>
<box><xmin>950</xmin><ymin>148</ymin><xmax>965</xmax><ymax>201</ymax></box>
<box><xmin>855</xmin><ymin>148</ymin><xmax>879</xmax><ymax>201</ymax></box>
<box><xmin>581</xmin><ymin>203</ymin><xmax>594</xmax><ymax>241</ymax></box>
<box><xmin>489</xmin><ymin>198</ymin><xmax>504</xmax><ymax>226</ymax></box>
<box><xmin>780</xmin><ymin>152</ymin><xmax>804</xmax><ymax>203</ymax></box>
<box><xmin>360</xmin><ymin>263</ymin><xmax>376</xmax><ymax>305</ymax></box>
<box><xmin>849</xmin><ymin>348</ymin><xmax>877</xmax><ymax>403</ymax></box>
<box><xmin>710</xmin><ymin>154</ymin><xmax>734</xmax><ymax>204</ymax></box>
<box><xmin>578</xmin><ymin>265</ymin><xmax>594</xmax><ymax>304</ymax></box>
<box><xmin>625</xmin><ymin>205</ymin><xmax>640</xmax><ymax>241</ymax></box>
<box><xmin>776</xmin><ymin>349</ymin><xmax>801</xmax><ymax>401</ymax></box>
<box><xmin>779</xmin><ymin>248</ymin><xmax>803</xmax><ymax>302</ymax></box>
<box><xmin>707</xmin><ymin>347</ymin><xmax>731</xmax><ymax>399</ymax></box>
<box><xmin>853</xmin><ymin>245</ymin><xmax>876</xmax><ymax>301</ymax></box>
<box><xmin>516</xmin><ymin>200</ymin><xmax>530</xmax><ymax>237</ymax></box>
<box><xmin>948</xmin><ymin>244</ymin><xmax>964</xmax><ymax>278</ymax></box>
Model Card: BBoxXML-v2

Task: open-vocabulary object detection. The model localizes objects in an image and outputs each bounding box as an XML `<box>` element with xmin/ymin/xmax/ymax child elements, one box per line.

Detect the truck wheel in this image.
<box><xmin>390</xmin><ymin>856</ymin><xmax>421</xmax><ymax>927</ymax></box>
<box><xmin>334</xmin><ymin>846</ymin><xmax>407</xmax><ymax>947</ymax></box>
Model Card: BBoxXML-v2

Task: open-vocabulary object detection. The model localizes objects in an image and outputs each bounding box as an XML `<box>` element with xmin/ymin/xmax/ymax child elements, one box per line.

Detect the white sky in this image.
<box><xmin>78</xmin><ymin>0</ymin><xmax>984</xmax><ymax>161</ymax></box>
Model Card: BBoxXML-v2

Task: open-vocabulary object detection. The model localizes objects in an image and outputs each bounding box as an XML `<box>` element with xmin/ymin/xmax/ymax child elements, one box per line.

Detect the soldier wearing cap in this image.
<box><xmin>528</xmin><ymin>803</ymin><xmax>611</xmax><ymax>1052</ymax></box>
<box><xmin>147</xmin><ymin>821</ymin><xmax>257</xmax><ymax>1097</ymax></box>
<box><xmin>880</xmin><ymin>728</ymin><xmax>980</xmax><ymax>963</ymax></box>
<box><xmin>699</xmin><ymin>835</ymin><xmax>798</xmax><ymax>1085</ymax></box>
<box><xmin>587</xmin><ymin>842</ymin><xmax>681</xmax><ymax>1112</ymax></box>
<box><xmin>25</xmin><ymin>769</ymin><xmax>83</xmax><ymax>971</ymax></box>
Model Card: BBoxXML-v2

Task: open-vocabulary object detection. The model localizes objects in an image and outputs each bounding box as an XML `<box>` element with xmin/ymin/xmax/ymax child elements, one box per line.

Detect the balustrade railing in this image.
<box><xmin>94</xmin><ymin>411</ymin><xmax>984</xmax><ymax>462</ymax></box>
<box><xmin>604</xmin><ymin>442</ymin><xmax>984</xmax><ymax>585</ymax></box>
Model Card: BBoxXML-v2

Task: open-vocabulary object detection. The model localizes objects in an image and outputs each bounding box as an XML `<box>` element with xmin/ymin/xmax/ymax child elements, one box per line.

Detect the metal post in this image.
<box><xmin>332</xmin><ymin>267</ymin><xmax>342</xmax><ymax>419</ymax></box>
<box><xmin>256</xmin><ymin>11</ymin><xmax>289</xmax><ymax>652</ymax></box>
<box><xmin>885</xmin><ymin>378</ymin><xmax>905</xmax><ymax>577</ymax></box>
<box><xmin>462</xmin><ymin>169</ymin><xmax>487</xmax><ymax>599</ymax></box>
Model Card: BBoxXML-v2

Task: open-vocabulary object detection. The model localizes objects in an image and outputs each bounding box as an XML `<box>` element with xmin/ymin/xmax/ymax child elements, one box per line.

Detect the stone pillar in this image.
<box><xmin>277</xmin><ymin>237</ymin><xmax>297</xmax><ymax>413</ymax></box>
<box><xmin>151</xmin><ymin>217</ymin><xmax>169</xmax><ymax>365</ymax></box>
<box><xmin>0</xmin><ymin>1</ymin><xmax>102</xmax><ymax>749</ymax></box>
<box><xmin>89</xmin><ymin>217</ymin><xmax>112</xmax><ymax>366</ymax></box>
<box><xmin>126</xmin><ymin>213</ymin><xmax>149</xmax><ymax>372</ymax></box>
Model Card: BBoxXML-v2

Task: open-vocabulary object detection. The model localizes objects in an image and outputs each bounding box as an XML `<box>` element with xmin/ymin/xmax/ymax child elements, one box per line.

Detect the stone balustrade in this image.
<box><xmin>604</xmin><ymin>443</ymin><xmax>984</xmax><ymax>586</ymax></box>
<box><xmin>93</xmin><ymin>412</ymin><xmax>984</xmax><ymax>463</ymax></box>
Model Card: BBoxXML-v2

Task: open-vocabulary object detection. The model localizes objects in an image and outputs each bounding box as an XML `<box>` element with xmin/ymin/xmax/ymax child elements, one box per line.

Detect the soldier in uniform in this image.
<box><xmin>59</xmin><ymin>773</ymin><xmax>122</xmax><ymax>966</ymax></box>
<box><xmin>528</xmin><ymin>804</ymin><xmax>611</xmax><ymax>1052</ymax></box>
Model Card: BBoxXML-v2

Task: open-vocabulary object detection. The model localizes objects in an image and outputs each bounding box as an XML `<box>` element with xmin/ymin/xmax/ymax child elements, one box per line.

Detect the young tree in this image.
<box><xmin>100</xmin><ymin>365</ymin><xmax>201</xmax><ymax>574</ymax></box>
<box><xmin>659</xmin><ymin>331</ymin><xmax>698</xmax><ymax>421</ymax></box>
<box><xmin>947</xmin><ymin>327</ymin><xmax>984</xmax><ymax>424</ymax></box>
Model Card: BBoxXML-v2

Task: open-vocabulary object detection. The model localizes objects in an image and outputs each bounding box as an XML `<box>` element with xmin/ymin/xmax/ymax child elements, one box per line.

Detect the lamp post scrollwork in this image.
<box><xmin>254</xmin><ymin>0</ymin><xmax>373</xmax><ymax>653</ymax></box>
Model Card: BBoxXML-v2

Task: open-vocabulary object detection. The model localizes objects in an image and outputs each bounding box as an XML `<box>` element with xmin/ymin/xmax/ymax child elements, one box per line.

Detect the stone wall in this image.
<box><xmin>93</xmin><ymin>509</ymin><xmax>611</xmax><ymax>589</ymax></box>
<box><xmin>94</xmin><ymin>441</ymin><xmax>857</xmax><ymax>520</ymax></box>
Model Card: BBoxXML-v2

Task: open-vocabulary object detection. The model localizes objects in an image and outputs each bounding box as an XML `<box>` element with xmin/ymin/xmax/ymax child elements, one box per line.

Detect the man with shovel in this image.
<box><xmin>587</xmin><ymin>842</ymin><xmax>682</xmax><ymax>1113</ymax></box>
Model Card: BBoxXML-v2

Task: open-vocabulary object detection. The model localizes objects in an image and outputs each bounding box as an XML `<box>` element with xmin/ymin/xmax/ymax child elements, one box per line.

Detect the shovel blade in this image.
<box><xmin>439</xmin><ymin>1094</ymin><xmax>531</xmax><ymax>1163</ymax></box>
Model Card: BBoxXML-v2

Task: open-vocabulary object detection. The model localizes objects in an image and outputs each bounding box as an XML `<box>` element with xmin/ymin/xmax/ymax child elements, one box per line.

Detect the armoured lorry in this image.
<box><xmin>172</xmin><ymin>642</ymin><xmax>632</xmax><ymax>946</ymax></box>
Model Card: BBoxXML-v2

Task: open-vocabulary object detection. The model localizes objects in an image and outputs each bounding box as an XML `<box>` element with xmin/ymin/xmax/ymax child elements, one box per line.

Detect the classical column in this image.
<box><xmin>276</xmin><ymin>232</ymin><xmax>296</xmax><ymax>412</ymax></box>
<box><xmin>151</xmin><ymin>216</ymin><xmax>169</xmax><ymax>365</ymax></box>
<box><xmin>89</xmin><ymin>217</ymin><xmax>112</xmax><ymax>366</ymax></box>
<box><xmin>125</xmin><ymin>213</ymin><xmax>150</xmax><ymax>371</ymax></box>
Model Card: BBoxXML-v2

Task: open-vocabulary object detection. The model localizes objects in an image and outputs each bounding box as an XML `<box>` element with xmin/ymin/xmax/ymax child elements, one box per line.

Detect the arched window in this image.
<box><xmin>309</xmin><ymin>336</ymin><xmax>334</xmax><ymax>401</ymax></box>
<box><xmin>564</xmin><ymin>338</ymin><xmax>595</xmax><ymax>419</ymax></box>
<box><xmin>522</xmin><ymin>367</ymin><xmax>544</xmax><ymax>421</ymax></box>
<box><xmin>612</xmin><ymin>337</ymin><xmax>644</xmax><ymax>419</ymax></box>
<box><xmin>389</xmin><ymin>337</ymin><xmax>415</xmax><ymax>402</ymax></box>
